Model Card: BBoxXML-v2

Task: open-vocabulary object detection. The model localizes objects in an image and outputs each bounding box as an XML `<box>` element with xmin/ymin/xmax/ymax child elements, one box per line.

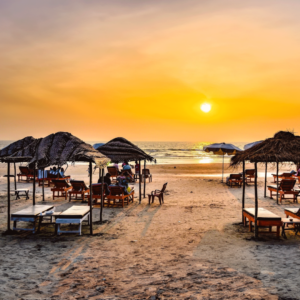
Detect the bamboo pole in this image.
<box><xmin>42</xmin><ymin>168</ymin><xmax>45</xmax><ymax>201</ymax></box>
<box><xmin>100</xmin><ymin>168</ymin><xmax>104</xmax><ymax>224</ymax></box>
<box><xmin>89</xmin><ymin>162</ymin><xmax>93</xmax><ymax>235</ymax></box>
<box><xmin>143</xmin><ymin>160</ymin><xmax>146</xmax><ymax>198</ymax></box>
<box><xmin>276</xmin><ymin>162</ymin><xmax>279</xmax><ymax>205</ymax></box>
<box><xmin>14</xmin><ymin>163</ymin><xmax>17</xmax><ymax>191</ymax></box>
<box><xmin>139</xmin><ymin>159</ymin><xmax>141</xmax><ymax>203</ymax></box>
<box><xmin>7</xmin><ymin>162</ymin><xmax>11</xmax><ymax>231</ymax></box>
<box><xmin>33</xmin><ymin>165</ymin><xmax>36</xmax><ymax>206</ymax></box>
<box><xmin>242</xmin><ymin>160</ymin><xmax>245</xmax><ymax>223</ymax></box>
<box><xmin>254</xmin><ymin>162</ymin><xmax>258</xmax><ymax>238</ymax></box>
<box><xmin>222</xmin><ymin>153</ymin><xmax>224</xmax><ymax>183</ymax></box>
<box><xmin>264</xmin><ymin>162</ymin><xmax>267</xmax><ymax>198</ymax></box>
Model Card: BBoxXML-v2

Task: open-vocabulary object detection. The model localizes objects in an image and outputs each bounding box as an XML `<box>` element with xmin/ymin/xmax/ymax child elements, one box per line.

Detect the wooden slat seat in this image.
<box><xmin>68</xmin><ymin>180</ymin><xmax>90</xmax><ymax>202</ymax></box>
<box><xmin>51</xmin><ymin>179</ymin><xmax>72</xmax><ymax>200</ymax></box>
<box><xmin>243</xmin><ymin>208</ymin><xmax>282</xmax><ymax>237</ymax></box>
<box><xmin>267</xmin><ymin>179</ymin><xmax>299</xmax><ymax>204</ymax></box>
<box><xmin>106</xmin><ymin>186</ymin><xmax>134</xmax><ymax>208</ymax></box>
<box><xmin>87</xmin><ymin>183</ymin><xmax>108</xmax><ymax>207</ymax></box>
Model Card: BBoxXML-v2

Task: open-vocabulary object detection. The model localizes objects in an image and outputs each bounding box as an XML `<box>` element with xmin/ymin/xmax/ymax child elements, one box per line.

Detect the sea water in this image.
<box><xmin>0</xmin><ymin>140</ymin><xmax>247</xmax><ymax>165</ymax></box>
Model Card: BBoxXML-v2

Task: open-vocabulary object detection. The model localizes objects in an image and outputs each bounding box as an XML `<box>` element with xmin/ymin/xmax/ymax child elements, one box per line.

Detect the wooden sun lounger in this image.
<box><xmin>107</xmin><ymin>166</ymin><xmax>119</xmax><ymax>182</ymax></box>
<box><xmin>68</xmin><ymin>180</ymin><xmax>90</xmax><ymax>202</ymax></box>
<box><xmin>11</xmin><ymin>205</ymin><xmax>54</xmax><ymax>233</ymax></box>
<box><xmin>87</xmin><ymin>183</ymin><xmax>108</xmax><ymax>207</ymax></box>
<box><xmin>244</xmin><ymin>169</ymin><xmax>255</xmax><ymax>184</ymax></box>
<box><xmin>226</xmin><ymin>174</ymin><xmax>242</xmax><ymax>188</ymax></box>
<box><xmin>37</xmin><ymin>174</ymin><xmax>71</xmax><ymax>187</ymax></box>
<box><xmin>267</xmin><ymin>179</ymin><xmax>299</xmax><ymax>204</ymax></box>
<box><xmin>271</xmin><ymin>172</ymin><xmax>293</xmax><ymax>183</ymax></box>
<box><xmin>284</xmin><ymin>208</ymin><xmax>300</xmax><ymax>220</ymax></box>
<box><xmin>17</xmin><ymin>166</ymin><xmax>36</xmax><ymax>182</ymax></box>
<box><xmin>243</xmin><ymin>208</ymin><xmax>282</xmax><ymax>237</ymax></box>
<box><xmin>106</xmin><ymin>186</ymin><xmax>134</xmax><ymax>208</ymax></box>
<box><xmin>51</xmin><ymin>179</ymin><xmax>72</xmax><ymax>200</ymax></box>
<box><xmin>54</xmin><ymin>206</ymin><xmax>91</xmax><ymax>235</ymax></box>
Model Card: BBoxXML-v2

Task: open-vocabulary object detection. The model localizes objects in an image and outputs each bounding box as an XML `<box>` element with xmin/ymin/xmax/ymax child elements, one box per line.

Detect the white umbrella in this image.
<box><xmin>203</xmin><ymin>143</ymin><xmax>242</xmax><ymax>182</ymax></box>
<box><xmin>244</xmin><ymin>141</ymin><xmax>263</xmax><ymax>150</ymax></box>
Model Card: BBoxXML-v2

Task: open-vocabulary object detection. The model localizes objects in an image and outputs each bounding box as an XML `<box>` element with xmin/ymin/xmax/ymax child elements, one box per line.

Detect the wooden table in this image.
<box><xmin>281</xmin><ymin>218</ymin><xmax>300</xmax><ymax>239</ymax></box>
<box><xmin>15</xmin><ymin>189</ymin><xmax>29</xmax><ymax>200</ymax></box>
<box><xmin>243</xmin><ymin>208</ymin><xmax>282</xmax><ymax>237</ymax></box>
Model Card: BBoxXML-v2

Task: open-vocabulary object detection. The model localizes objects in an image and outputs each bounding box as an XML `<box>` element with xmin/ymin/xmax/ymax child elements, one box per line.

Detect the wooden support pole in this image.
<box><xmin>89</xmin><ymin>162</ymin><xmax>93</xmax><ymax>235</ymax></box>
<box><xmin>222</xmin><ymin>154</ymin><xmax>224</xmax><ymax>183</ymax></box>
<box><xmin>7</xmin><ymin>162</ymin><xmax>11</xmax><ymax>231</ymax></box>
<box><xmin>14</xmin><ymin>163</ymin><xmax>17</xmax><ymax>191</ymax></box>
<box><xmin>143</xmin><ymin>160</ymin><xmax>146</xmax><ymax>198</ymax></box>
<box><xmin>264</xmin><ymin>163</ymin><xmax>267</xmax><ymax>198</ymax></box>
<box><xmin>100</xmin><ymin>168</ymin><xmax>104</xmax><ymax>224</ymax></box>
<box><xmin>42</xmin><ymin>167</ymin><xmax>45</xmax><ymax>201</ymax></box>
<box><xmin>33</xmin><ymin>165</ymin><xmax>36</xmax><ymax>206</ymax></box>
<box><xmin>139</xmin><ymin>159</ymin><xmax>141</xmax><ymax>203</ymax></box>
<box><xmin>242</xmin><ymin>160</ymin><xmax>245</xmax><ymax>223</ymax></box>
<box><xmin>254</xmin><ymin>162</ymin><xmax>258</xmax><ymax>238</ymax></box>
<box><xmin>276</xmin><ymin>162</ymin><xmax>279</xmax><ymax>205</ymax></box>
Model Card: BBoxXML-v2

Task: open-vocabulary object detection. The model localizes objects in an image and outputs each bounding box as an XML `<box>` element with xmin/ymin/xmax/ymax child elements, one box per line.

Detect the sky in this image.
<box><xmin>1</xmin><ymin>0</ymin><xmax>300</xmax><ymax>142</ymax></box>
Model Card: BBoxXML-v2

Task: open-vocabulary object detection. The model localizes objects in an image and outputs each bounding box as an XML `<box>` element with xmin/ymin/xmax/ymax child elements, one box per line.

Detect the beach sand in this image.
<box><xmin>0</xmin><ymin>163</ymin><xmax>299</xmax><ymax>299</ymax></box>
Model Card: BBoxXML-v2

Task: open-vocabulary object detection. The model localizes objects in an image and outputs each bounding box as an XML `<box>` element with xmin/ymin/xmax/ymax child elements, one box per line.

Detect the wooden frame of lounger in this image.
<box><xmin>11</xmin><ymin>205</ymin><xmax>54</xmax><ymax>233</ymax></box>
<box><xmin>284</xmin><ymin>208</ymin><xmax>300</xmax><ymax>220</ymax></box>
<box><xmin>226</xmin><ymin>174</ymin><xmax>242</xmax><ymax>188</ymax></box>
<box><xmin>17</xmin><ymin>166</ymin><xmax>35</xmax><ymax>182</ymax></box>
<box><xmin>68</xmin><ymin>180</ymin><xmax>90</xmax><ymax>202</ymax></box>
<box><xmin>106</xmin><ymin>186</ymin><xmax>134</xmax><ymax>208</ymax></box>
<box><xmin>267</xmin><ymin>179</ymin><xmax>299</xmax><ymax>204</ymax></box>
<box><xmin>243</xmin><ymin>208</ymin><xmax>282</xmax><ymax>238</ymax></box>
<box><xmin>271</xmin><ymin>173</ymin><xmax>293</xmax><ymax>183</ymax></box>
<box><xmin>54</xmin><ymin>206</ymin><xmax>91</xmax><ymax>235</ymax></box>
<box><xmin>37</xmin><ymin>175</ymin><xmax>71</xmax><ymax>187</ymax></box>
<box><xmin>87</xmin><ymin>183</ymin><xmax>108</xmax><ymax>207</ymax></box>
<box><xmin>244</xmin><ymin>169</ymin><xmax>255</xmax><ymax>184</ymax></box>
<box><xmin>51</xmin><ymin>180</ymin><xmax>72</xmax><ymax>200</ymax></box>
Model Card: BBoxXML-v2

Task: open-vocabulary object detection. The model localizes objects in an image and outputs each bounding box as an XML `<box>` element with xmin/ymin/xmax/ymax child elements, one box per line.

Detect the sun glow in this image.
<box><xmin>201</xmin><ymin>103</ymin><xmax>211</xmax><ymax>113</ymax></box>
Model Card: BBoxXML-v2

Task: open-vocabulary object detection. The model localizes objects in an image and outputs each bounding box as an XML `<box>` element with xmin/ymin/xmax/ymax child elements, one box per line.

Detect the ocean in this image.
<box><xmin>0</xmin><ymin>140</ymin><xmax>247</xmax><ymax>165</ymax></box>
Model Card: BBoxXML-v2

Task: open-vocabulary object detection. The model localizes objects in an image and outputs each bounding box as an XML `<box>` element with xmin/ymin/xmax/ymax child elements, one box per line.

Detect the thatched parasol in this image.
<box><xmin>0</xmin><ymin>136</ymin><xmax>36</xmax><ymax>158</ymax></box>
<box><xmin>230</xmin><ymin>131</ymin><xmax>300</xmax><ymax>238</ymax></box>
<box><xmin>97</xmin><ymin>137</ymin><xmax>154</xmax><ymax>202</ymax></box>
<box><xmin>96</xmin><ymin>137</ymin><xmax>154</xmax><ymax>163</ymax></box>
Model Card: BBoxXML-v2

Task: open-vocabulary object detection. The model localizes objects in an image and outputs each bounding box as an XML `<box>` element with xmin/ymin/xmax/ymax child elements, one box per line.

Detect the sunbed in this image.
<box><xmin>267</xmin><ymin>179</ymin><xmax>299</xmax><ymax>204</ymax></box>
<box><xmin>106</xmin><ymin>186</ymin><xmax>134</xmax><ymax>208</ymax></box>
<box><xmin>107</xmin><ymin>166</ymin><xmax>119</xmax><ymax>182</ymax></box>
<box><xmin>68</xmin><ymin>180</ymin><xmax>90</xmax><ymax>202</ymax></box>
<box><xmin>244</xmin><ymin>169</ymin><xmax>255</xmax><ymax>184</ymax></box>
<box><xmin>17</xmin><ymin>166</ymin><xmax>35</xmax><ymax>182</ymax></box>
<box><xmin>271</xmin><ymin>172</ymin><xmax>293</xmax><ymax>183</ymax></box>
<box><xmin>11</xmin><ymin>205</ymin><xmax>54</xmax><ymax>233</ymax></box>
<box><xmin>243</xmin><ymin>208</ymin><xmax>282</xmax><ymax>237</ymax></box>
<box><xmin>54</xmin><ymin>206</ymin><xmax>91</xmax><ymax>235</ymax></box>
<box><xmin>37</xmin><ymin>172</ymin><xmax>71</xmax><ymax>187</ymax></box>
<box><xmin>87</xmin><ymin>183</ymin><xmax>108</xmax><ymax>207</ymax></box>
<box><xmin>51</xmin><ymin>179</ymin><xmax>72</xmax><ymax>200</ymax></box>
<box><xmin>284</xmin><ymin>208</ymin><xmax>300</xmax><ymax>220</ymax></box>
<box><xmin>226</xmin><ymin>174</ymin><xmax>242</xmax><ymax>187</ymax></box>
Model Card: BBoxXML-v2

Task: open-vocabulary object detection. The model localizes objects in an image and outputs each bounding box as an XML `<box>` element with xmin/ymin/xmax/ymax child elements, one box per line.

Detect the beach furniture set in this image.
<box><xmin>243</xmin><ymin>207</ymin><xmax>300</xmax><ymax>238</ymax></box>
<box><xmin>226</xmin><ymin>169</ymin><xmax>255</xmax><ymax>188</ymax></box>
<box><xmin>11</xmin><ymin>205</ymin><xmax>91</xmax><ymax>235</ymax></box>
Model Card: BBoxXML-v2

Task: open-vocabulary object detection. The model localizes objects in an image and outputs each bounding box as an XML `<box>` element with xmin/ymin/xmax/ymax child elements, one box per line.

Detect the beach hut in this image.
<box><xmin>2</xmin><ymin>132</ymin><xmax>110</xmax><ymax>234</ymax></box>
<box><xmin>230</xmin><ymin>131</ymin><xmax>300</xmax><ymax>238</ymax></box>
<box><xmin>96</xmin><ymin>137</ymin><xmax>154</xmax><ymax>202</ymax></box>
<box><xmin>203</xmin><ymin>143</ymin><xmax>242</xmax><ymax>182</ymax></box>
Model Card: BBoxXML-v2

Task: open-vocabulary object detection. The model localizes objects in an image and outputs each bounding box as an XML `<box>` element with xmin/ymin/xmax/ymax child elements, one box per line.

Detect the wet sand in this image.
<box><xmin>0</xmin><ymin>163</ymin><xmax>299</xmax><ymax>299</ymax></box>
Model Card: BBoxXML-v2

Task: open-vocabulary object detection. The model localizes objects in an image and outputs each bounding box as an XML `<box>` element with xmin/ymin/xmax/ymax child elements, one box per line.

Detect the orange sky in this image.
<box><xmin>1</xmin><ymin>0</ymin><xmax>300</xmax><ymax>142</ymax></box>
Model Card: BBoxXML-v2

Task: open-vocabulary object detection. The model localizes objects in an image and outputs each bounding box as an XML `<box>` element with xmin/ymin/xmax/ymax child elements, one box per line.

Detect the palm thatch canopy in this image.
<box><xmin>231</xmin><ymin>131</ymin><xmax>300</xmax><ymax>166</ymax></box>
<box><xmin>97</xmin><ymin>137</ymin><xmax>154</xmax><ymax>163</ymax></box>
<box><xmin>0</xmin><ymin>136</ymin><xmax>36</xmax><ymax>158</ymax></box>
<box><xmin>2</xmin><ymin>132</ymin><xmax>110</xmax><ymax>168</ymax></box>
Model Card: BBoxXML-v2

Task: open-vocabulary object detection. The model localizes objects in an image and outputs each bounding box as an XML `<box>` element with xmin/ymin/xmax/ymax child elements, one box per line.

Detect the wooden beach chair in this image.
<box><xmin>148</xmin><ymin>183</ymin><xmax>168</xmax><ymax>205</ymax></box>
<box><xmin>107</xmin><ymin>166</ymin><xmax>119</xmax><ymax>182</ymax></box>
<box><xmin>68</xmin><ymin>180</ymin><xmax>90</xmax><ymax>202</ymax></box>
<box><xmin>17</xmin><ymin>166</ymin><xmax>32</xmax><ymax>182</ymax></box>
<box><xmin>51</xmin><ymin>179</ymin><xmax>72</xmax><ymax>200</ymax></box>
<box><xmin>106</xmin><ymin>186</ymin><xmax>134</xmax><ymax>208</ymax></box>
<box><xmin>226</xmin><ymin>174</ymin><xmax>242</xmax><ymax>187</ymax></box>
<box><xmin>267</xmin><ymin>179</ymin><xmax>299</xmax><ymax>204</ymax></box>
<box><xmin>142</xmin><ymin>169</ymin><xmax>152</xmax><ymax>183</ymax></box>
<box><xmin>271</xmin><ymin>172</ymin><xmax>293</xmax><ymax>183</ymax></box>
<box><xmin>284</xmin><ymin>208</ymin><xmax>300</xmax><ymax>220</ymax></box>
<box><xmin>243</xmin><ymin>208</ymin><xmax>282</xmax><ymax>237</ymax></box>
<box><xmin>11</xmin><ymin>205</ymin><xmax>54</xmax><ymax>233</ymax></box>
<box><xmin>87</xmin><ymin>183</ymin><xmax>108</xmax><ymax>207</ymax></box>
<box><xmin>54</xmin><ymin>206</ymin><xmax>91</xmax><ymax>235</ymax></box>
<box><xmin>244</xmin><ymin>169</ymin><xmax>255</xmax><ymax>184</ymax></box>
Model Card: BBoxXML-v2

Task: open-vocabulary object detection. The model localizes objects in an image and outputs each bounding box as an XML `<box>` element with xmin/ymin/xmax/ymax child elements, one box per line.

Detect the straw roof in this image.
<box><xmin>97</xmin><ymin>137</ymin><xmax>154</xmax><ymax>163</ymax></box>
<box><xmin>0</xmin><ymin>136</ymin><xmax>36</xmax><ymax>158</ymax></box>
<box><xmin>230</xmin><ymin>131</ymin><xmax>300</xmax><ymax>166</ymax></box>
<box><xmin>3</xmin><ymin>132</ymin><xmax>110</xmax><ymax>168</ymax></box>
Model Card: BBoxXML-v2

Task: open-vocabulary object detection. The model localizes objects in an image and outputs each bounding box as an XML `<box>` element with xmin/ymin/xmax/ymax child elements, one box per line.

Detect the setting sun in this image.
<box><xmin>201</xmin><ymin>103</ymin><xmax>211</xmax><ymax>113</ymax></box>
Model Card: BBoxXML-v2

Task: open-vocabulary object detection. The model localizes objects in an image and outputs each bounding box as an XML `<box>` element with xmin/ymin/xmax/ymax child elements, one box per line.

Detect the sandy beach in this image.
<box><xmin>0</xmin><ymin>163</ymin><xmax>299</xmax><ymax>300</ymax></box>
